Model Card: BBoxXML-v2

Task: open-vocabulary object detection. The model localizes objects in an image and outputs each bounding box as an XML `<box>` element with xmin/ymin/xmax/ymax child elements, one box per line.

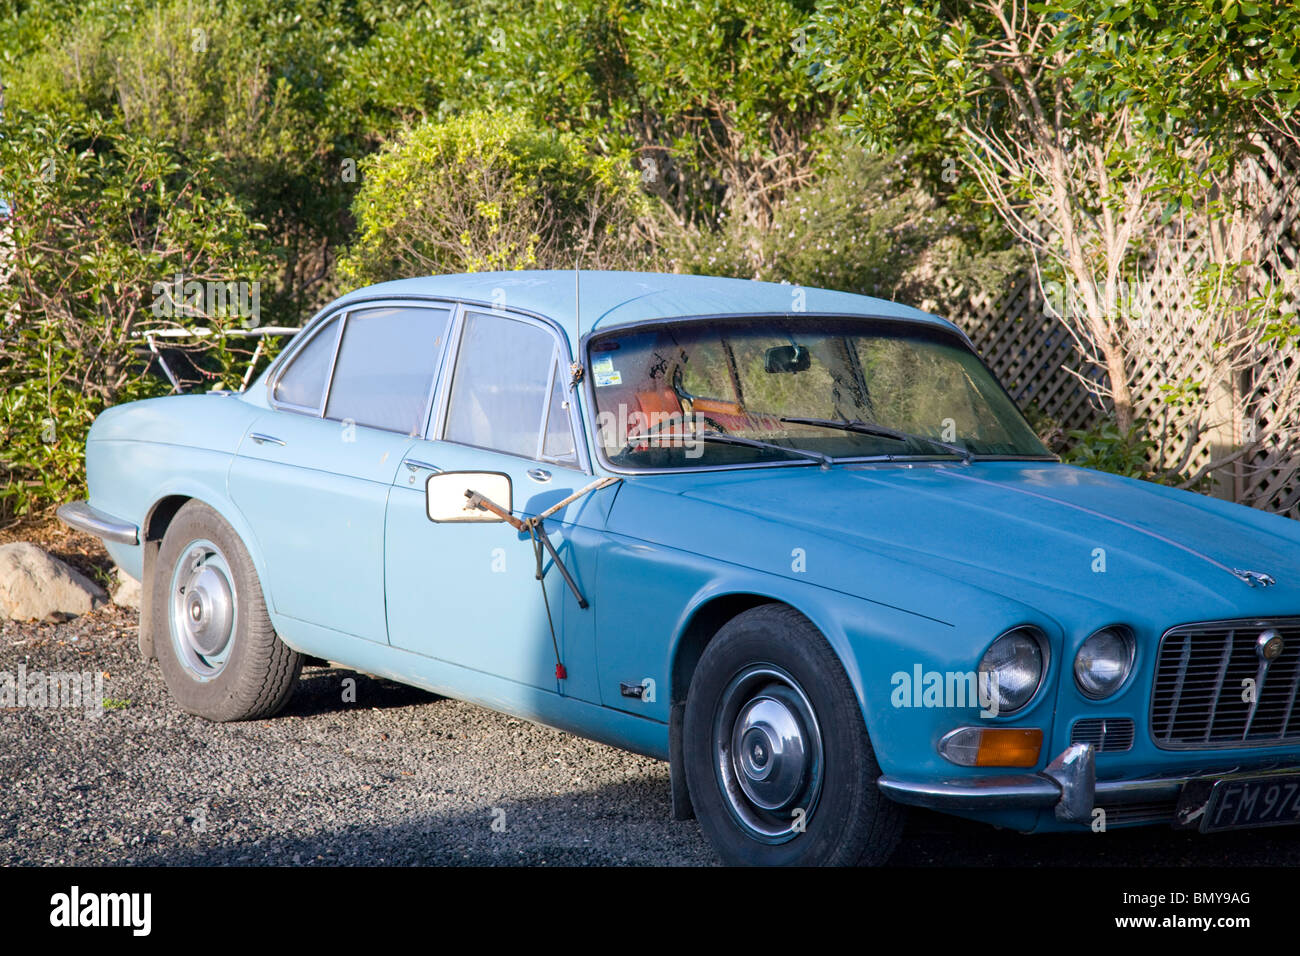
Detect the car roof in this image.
<box><xmin>330</xmin><ymin>270</ymin><xmax>965</xmax><ymax>343</ymax></box>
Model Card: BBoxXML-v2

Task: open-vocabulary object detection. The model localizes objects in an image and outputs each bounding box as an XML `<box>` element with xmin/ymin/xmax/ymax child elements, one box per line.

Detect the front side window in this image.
<box><xmin>273</xmin><ymin>316</ymin><xmax>341</xmax><ymax>412</ymax></box>
<box><xmin>444</xmin><ymin>312</ymin><xmax>575</xmax><ymax>463</ymax></box>
<box><xmin>323</xmin><ymin>306</ymin><xmax>450</xmax><ymax>435</ymax></box>
<box><xmin>588</xmin><ymin>316</ymin><xmax>1048</xmax><ymax>469</ymax></box>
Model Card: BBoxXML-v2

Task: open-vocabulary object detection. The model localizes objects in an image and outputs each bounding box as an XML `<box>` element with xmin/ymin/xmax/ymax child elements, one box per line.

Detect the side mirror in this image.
<box><xmin>764</xmin><ymin>344</ymin><xmax>811</xmax><ymax>373</ymax></box>
<box><xmin>426</xmin><ymin>471</ymin><xmax>513</xmax><ymax>523</ymax></box>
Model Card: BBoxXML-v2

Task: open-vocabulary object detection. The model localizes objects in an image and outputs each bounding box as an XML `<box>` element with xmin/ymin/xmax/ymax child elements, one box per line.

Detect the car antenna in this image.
<box><xmin>569</xmin><ymin>256</ymin><xmax>585</xmax><ymax>388</ymax></box>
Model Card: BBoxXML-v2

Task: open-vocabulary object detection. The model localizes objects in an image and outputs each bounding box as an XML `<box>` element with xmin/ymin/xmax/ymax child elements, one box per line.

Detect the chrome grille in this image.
<box><xmin>1071</xmin><ymin>717</ymin><xmax>1135</xmax><ymax>753</ymax></box>
<box><xmin>1097</xmin><ymin>800</ymin><xmax>1178</xmax><ymax>826</ymax></box>
<box><xmin>1151</xmin><ymin>618</ymin><xmax>1300</xmax><ymax>749</ymax></box>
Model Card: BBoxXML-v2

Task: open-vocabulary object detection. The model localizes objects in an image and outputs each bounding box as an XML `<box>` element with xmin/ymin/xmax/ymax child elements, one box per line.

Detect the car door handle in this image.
<box><xmin>527</xmin><ymin>468</ymin><xmax>552</xmax><ymax>483</ymax></box>
<box><xmin>403</xmin><ymin>458</ymin><xmax>442</xmax><ymax>473</ymax></box>
<box><xmin>250</xmin><ymin>433</ymin><xmax>286</xmax><ymax>446</ymax></box>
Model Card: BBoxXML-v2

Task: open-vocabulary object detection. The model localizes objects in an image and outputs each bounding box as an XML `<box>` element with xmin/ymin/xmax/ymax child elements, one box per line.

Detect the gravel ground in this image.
<box><xmin>4</xmin><ymin>602</ymin><xmax>1300</xmax><ymax>867</ymax></box>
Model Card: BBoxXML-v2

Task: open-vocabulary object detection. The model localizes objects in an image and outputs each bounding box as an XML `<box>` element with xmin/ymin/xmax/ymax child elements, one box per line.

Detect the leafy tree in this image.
<box><xmin>807</xmin><ymin>0</ymin><xmax>1300</xmax><ymax>487</ymax></box>
<box><xmin>673</xmin><ymin>141</ymin><xmax>1026</xmax><ymax>305</ymax></box>
<box><xmin>336</xmin><ymin>0</ymin><xmax>835</xmax><ymax>232</ymax></box>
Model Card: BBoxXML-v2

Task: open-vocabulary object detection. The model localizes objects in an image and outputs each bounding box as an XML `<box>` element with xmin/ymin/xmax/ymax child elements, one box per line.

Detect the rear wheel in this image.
<box><xmin>152</xmin><ymin>500</ymin><xmax>301</xmax><ymax>721</ymax></box>
<box><xmin>683</xmin><ymin>604</ymin><xmax>904</xmax><ymax>865</ymax></box>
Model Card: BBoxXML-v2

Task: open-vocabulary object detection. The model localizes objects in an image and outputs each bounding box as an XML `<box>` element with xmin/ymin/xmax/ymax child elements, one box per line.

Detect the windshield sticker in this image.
<box><xmin>593</xmin><ymin>356</ymin><xmax>622</xmax><ymax>387</ymax></box>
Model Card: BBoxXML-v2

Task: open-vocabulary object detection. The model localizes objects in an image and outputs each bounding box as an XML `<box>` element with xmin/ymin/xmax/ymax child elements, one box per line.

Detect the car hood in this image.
<box><xmin>662</xmin><ymin>461</ymin><xmax>1300</xmax><ymax>619</ymax></box>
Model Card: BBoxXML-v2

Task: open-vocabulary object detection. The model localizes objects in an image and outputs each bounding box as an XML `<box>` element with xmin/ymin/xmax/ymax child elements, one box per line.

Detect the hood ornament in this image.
<box><xmin>1232</xmin><ymin>568</ymin><xmax>1277</xmax><ymax>588</ymax></box>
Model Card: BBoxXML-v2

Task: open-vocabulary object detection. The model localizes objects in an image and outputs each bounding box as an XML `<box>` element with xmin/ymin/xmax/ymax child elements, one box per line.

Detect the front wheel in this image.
<box><xmin>152</xmin><ymin>500</ymin><xmax>301</xmax><ymax>721</ymax></box>
<box><xmin>683</xmin><ymin>604</ymin><xmax>904</xmax><ymax>865</ymax></box>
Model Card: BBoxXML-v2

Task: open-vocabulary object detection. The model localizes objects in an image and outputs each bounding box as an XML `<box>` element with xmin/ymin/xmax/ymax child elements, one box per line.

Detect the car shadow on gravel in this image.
<box><xmin>109</xmin><ymin>767</ymin><xmax>1300</xmax><ymax>868</ymax></box>
<box><xmin>282</xmin><ymin>666</ymin><xmax>444</xmax><ymax>718</ymax></box>
<box><xmin>114</xmin><ymin>803</ymin><xmax>1300</xmax><ymax>867</ymax></box>
<box><xmin>116</xmin><ymin>777</ymin><xmax>716</xmax><ymax>867</ymax></box>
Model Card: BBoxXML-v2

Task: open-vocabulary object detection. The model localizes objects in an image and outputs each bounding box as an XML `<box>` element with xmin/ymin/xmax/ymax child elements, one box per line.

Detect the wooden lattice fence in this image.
<box><xmin>948</xmin><ymin>137</ymin><xmax>1300</xmax><ymax>519</ymax></box>
<box><xmin>958</xmin><ymin>273</ymin><xmax>1105</xmax><ymax>436</ymax></box>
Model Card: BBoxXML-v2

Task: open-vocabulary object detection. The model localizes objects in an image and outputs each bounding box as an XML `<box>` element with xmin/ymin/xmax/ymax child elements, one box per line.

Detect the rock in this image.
<box><xmin>0</xmin><ymin>543</ymin><xmax>108</xmax><ymax>622</ymax></box>
<box><xmin>111</xmin><ymin>569</ymin><xmax>142</xmax><ymax>610</ymax></box>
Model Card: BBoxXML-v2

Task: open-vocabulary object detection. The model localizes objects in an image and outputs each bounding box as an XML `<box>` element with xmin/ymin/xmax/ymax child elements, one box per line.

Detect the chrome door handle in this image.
<box><xmin>527</xmin><ymin>468</ymin><xmax>552</xmax><ymax>483</ymax></box>
<box><xmin>403</xmin><ymin>458</ymin><xmax>442</xmax><ymax>473</ymax></box>
<box><xmin>250</xmin><ymin>433</ymin><xmax>285</xmax><ymax>446</ymax></box>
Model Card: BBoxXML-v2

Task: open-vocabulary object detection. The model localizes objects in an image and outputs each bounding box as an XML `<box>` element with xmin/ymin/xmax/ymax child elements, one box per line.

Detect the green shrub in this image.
<box><xmin>5</xmin><ymin>0</ymin><xmax>367</xmax><ymax>320</ymax></box>
<box><xmin>0</xmin><ymin>112</ymin><xmax>272</xmax><ymax>520</ymax></box>
<box><xmin>1060</xmin><ymin>420</ymin><xmax>1162</xmax><ymax>482</ymax></box>
<box><xmin>336</xmin><ymin>110</ymin><xmax>653</xmax><ymax>284</ymax></box>
<box><xmin>1059</xmin><ymin>410</ymin><xmax>1218</xmax><ymax>493</ymax></box>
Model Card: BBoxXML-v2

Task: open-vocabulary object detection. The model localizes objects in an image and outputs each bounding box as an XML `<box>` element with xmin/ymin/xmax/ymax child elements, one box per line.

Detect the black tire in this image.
<box><xmin>683</xmin><ymin>604</ymin><xmax>904</xmax><ymax>865</ymax></box>
<box><xmin>151</xmin><ymin>500</ymin><xmax>301</xmax><ymax>721</ymax></box>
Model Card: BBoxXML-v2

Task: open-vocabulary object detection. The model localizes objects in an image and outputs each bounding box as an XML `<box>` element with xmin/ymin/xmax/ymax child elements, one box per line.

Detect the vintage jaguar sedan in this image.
<box><xmin>60</xmin><ymin>271</ymin><xmax>1300</xmax><ymax>865</ymax></box>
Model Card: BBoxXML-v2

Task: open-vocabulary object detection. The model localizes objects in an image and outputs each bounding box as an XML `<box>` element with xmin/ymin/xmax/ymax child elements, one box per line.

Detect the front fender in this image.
<box><xmin>663</xmin><ymin>570</ymin><xmax>1063</xmax><ymax>781</ymax></box>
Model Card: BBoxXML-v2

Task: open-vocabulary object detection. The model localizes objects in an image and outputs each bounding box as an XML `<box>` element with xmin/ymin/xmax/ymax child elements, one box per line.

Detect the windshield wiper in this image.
<box><xmin>621</xmin><ymin>428</ymin><xmax>834</xmax><ymax>469</ymax></box>
<box><xmin>780</xmin><ymin>417</ymin><xmax>973</xmax><ymax>463</ymax></box>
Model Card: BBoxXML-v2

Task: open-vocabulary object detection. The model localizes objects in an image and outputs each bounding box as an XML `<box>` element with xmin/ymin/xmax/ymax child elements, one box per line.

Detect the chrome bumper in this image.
<box><xmin>56</xmin><ymin>501</ymin><xmax>139</xmax><ymax>546</ymax></box>
<box><xmin>878</xmin><ymin>744</ymin><xmax>1300</xmax><ymax>825</ymax></box>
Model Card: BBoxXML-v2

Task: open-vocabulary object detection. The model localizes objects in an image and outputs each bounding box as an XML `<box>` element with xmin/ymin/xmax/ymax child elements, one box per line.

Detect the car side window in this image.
<box><xmin>324</xmin><ymin>306</ymin><xmax>450</xmax><ymax>435</ymax></box>
<box><xmin>272</xmin><ymin>316</ymin><xmax>341</xmax><ymax>412</ymax></box>
<box><xmin>444</xmin><ymin>311</ymin><xmax>575</xmax><ymax>463</ymax></box>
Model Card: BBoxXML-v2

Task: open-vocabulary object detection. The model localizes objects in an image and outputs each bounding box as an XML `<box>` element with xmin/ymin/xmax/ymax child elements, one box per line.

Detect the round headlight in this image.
<box><xmin>978</xmin><ymin>627</ymin><xmax>1045</xmax><ymax>714</ymax></box>
<box><xmin>1074</xmin><ymin>626</ymin><xmax>1135</xmax><ymax>699</ymax></box>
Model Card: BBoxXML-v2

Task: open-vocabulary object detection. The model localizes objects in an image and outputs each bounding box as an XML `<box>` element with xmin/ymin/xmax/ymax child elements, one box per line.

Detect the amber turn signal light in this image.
<box><xmin>938</xmin><ymin>727</ymin><xmax>1044</xmax><ymax>767</ymax></box>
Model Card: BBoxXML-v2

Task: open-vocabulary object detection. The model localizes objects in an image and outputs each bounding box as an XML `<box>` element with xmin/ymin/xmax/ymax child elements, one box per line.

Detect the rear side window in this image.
<box><xmin>445</xmin><ymin>312</ymin><xmax>573</xmax><ymax>461</ymax></box>
<box><xmin>324</xmin><ymin>306</ymin><xmax>450</xmax><ymax>435</ymax></box>
<box><xmin>273</xmin><ymin>317</ymin><xmax>340</xmax><ymax>411</ymax></box>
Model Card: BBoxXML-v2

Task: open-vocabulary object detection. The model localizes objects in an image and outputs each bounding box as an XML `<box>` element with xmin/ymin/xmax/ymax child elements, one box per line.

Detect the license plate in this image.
<box><xmin>1198</xmin><ymin>773</ymin><xmax>1300</xmax><ymax>832</ymax></box>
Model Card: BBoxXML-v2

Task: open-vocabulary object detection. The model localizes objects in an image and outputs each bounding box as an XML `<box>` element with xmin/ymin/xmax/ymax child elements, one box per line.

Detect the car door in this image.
<box><xmin>230</xmin><ymin>303</ymin><xmax>452</xmax><ymax>643</ymax></box>
<box><xmin>384</xmin><ymin>306</ymin><xmax>611</xmax><ymax>702</ymax></box>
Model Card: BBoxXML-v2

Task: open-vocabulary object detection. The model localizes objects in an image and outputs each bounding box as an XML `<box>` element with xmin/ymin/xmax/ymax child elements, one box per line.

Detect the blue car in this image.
<box><xmin>60</xmin><ymin>271</ymin><xmax>1300</xmax><ymax>865</ymax></box>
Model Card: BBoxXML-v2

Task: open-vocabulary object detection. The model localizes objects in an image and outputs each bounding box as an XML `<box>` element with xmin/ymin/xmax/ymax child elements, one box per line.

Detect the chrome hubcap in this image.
<box><xmin>714</xmin><ymin>665</ymin><xmax>824</xmax><ymax>842</ymax></box>
<box><xmin>169</xmin><ymin>540</ymin><xmax>236</xmax><ymax>680</ymax></box>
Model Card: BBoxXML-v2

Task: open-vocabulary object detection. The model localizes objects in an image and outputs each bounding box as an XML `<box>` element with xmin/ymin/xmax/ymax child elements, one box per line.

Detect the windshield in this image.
<box><xmin>587</xmin><ymin>316</ymin><xmax>1049</xmax><ymax>469</ymax></box>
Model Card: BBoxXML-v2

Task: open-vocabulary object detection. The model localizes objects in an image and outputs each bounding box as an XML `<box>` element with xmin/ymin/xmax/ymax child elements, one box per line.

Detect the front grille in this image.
<box><xmin>1071</xmin><ymin>717</ymin><xmax>1135</xmax><ymax>753</ymax></box>
<box><xmin>1151</xmin><ymin>618</ymin><xmax>1300</xmax><ymax>749</ymax></box>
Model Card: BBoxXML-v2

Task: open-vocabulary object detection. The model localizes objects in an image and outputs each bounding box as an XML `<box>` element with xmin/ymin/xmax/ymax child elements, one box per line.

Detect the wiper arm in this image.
<box><xmin>780</xmin><ymin>417</ymin><xmax>972</xmax><ymax>463</ymax></box>
<box><xmin>621</xmin><ymin>428</ymin><xmax>834</xmax><ymax>469</ymax></box>
<box><xmin>697</xmin><ymin>431</ymin><xmax>835</xmax><ymax>469</ymax></box>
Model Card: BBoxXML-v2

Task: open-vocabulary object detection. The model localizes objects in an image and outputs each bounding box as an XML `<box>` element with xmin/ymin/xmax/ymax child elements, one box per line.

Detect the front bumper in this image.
<box><xmin>56</xmin><ymin>500</ymin><xmax>139</xmax><ymax>545</ymax></box>
<box><xmin>878</xmin><ymin>743</ymin><xmax>1300</xmax><ymax>826</ymax></box>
